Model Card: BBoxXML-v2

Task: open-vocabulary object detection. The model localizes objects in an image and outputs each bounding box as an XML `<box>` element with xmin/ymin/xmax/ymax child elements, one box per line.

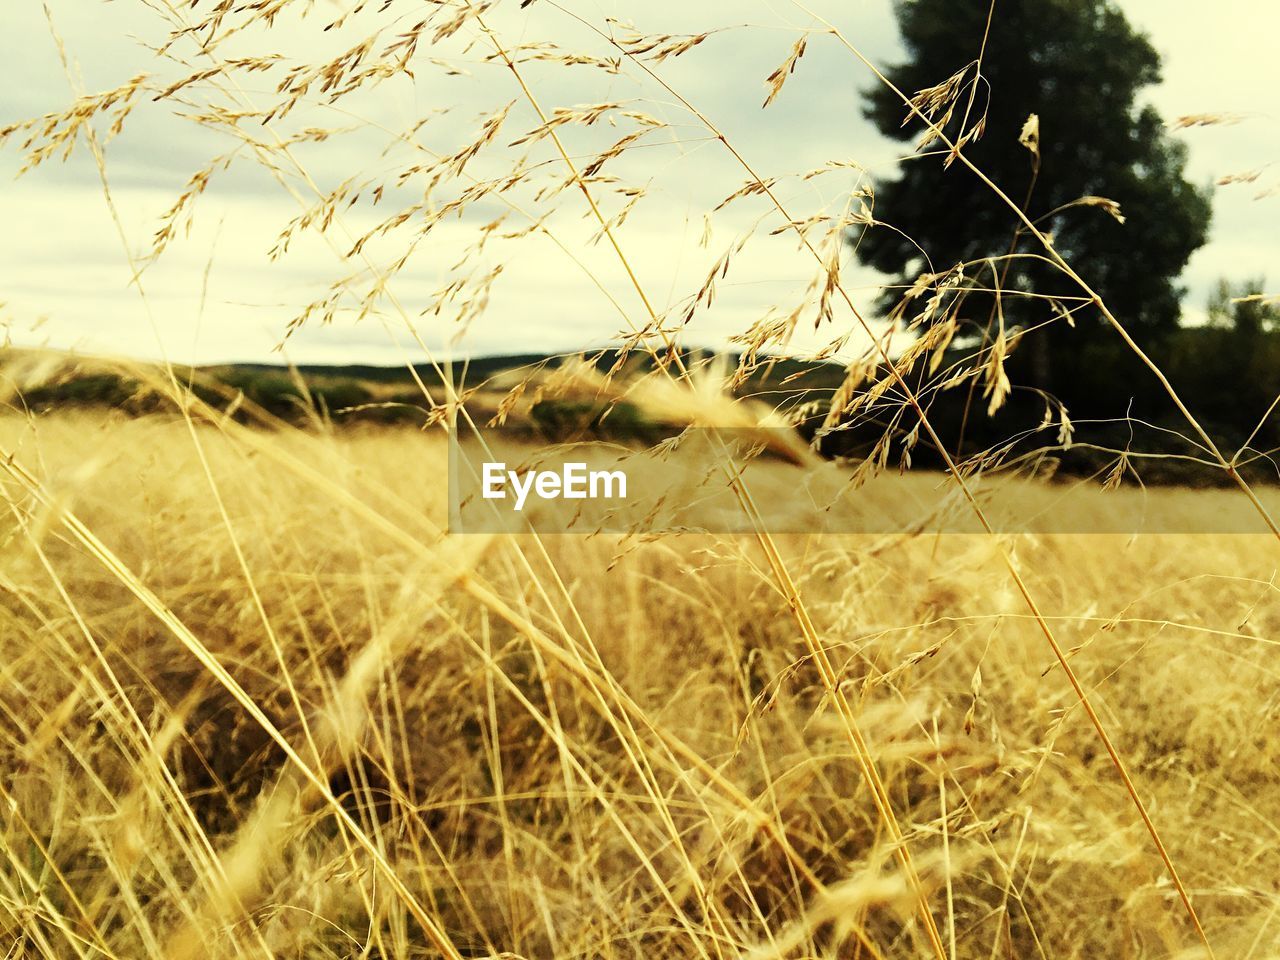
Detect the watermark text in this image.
<box><xmin>481</xmin><ymin>462</ymin><xmax>627</xmax><ymax>511</ymax></box>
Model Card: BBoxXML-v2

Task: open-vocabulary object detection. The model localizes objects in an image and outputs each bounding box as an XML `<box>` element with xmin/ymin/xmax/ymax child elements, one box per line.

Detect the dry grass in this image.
<box><xmin>4</xmin><ymin>1</ymin><xmax>1280</xmax><ymax>957</ymax></box>
<box><xmin>2</xmin><ymin>408</ymin><xmax>1280</xmax><ymax>958</ymax></box>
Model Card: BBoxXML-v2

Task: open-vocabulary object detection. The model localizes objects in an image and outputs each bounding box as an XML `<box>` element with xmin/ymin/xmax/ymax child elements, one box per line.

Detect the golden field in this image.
<box><xmin>2</xmin><ymin>408</ymin><xmax>1278</xmax><ymax>959</ymax></box>
<box><xmin>3</xmin><ymin>0</ymin><xmax>1276</xmax><ymax>954</ymax></box>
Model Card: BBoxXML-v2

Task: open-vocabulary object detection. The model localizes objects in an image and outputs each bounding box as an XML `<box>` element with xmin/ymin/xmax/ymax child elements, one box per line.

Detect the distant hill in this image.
<box><xmin>216</xmin><ymin>348</ymin><xmax>849</xmax><ymax>393</ymax></box>
<box><xmin>7</xmin><ymin>324</ymin><xmax>1280</xmax><ymax>487</ymax></box>
<box><xmin>1</xmin><ymin>347</ymin><xmax>847</xmax><ymax>433</ymax></box>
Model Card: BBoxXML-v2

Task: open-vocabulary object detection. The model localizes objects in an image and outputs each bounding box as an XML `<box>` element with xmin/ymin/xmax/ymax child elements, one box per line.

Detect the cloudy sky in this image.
<box><xmin>2</xmin><ymin>0</ymin><xmax>1277</xmax><ymax>367</ymax></box>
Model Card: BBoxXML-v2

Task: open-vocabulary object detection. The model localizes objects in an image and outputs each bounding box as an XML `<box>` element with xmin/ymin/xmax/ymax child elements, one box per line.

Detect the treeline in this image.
<box><xmin>11</xmin><ymin>366</ymin><xmax>422</xmax><ymax>425</ymax></box>
<box><xmin>810</xmin><ymin>324</ymin><xmax>1280</xmax><ymax>486</ymax></box>
<box><xmin>10</xmin><ymin>323</ymin><xmax>1280</xmax><ymax>485</ymax></box>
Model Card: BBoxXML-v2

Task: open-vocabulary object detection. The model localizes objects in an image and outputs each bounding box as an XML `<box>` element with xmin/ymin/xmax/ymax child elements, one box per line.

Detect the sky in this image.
<box><xmin>1</xmin><ymin>0</ymin><xmax>1277</xmax><ymax>367</ymax></box>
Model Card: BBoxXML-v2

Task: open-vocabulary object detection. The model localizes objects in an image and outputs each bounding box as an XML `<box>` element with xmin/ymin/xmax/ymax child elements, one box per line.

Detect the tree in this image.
<box><xmin>1207</xmin><ymin>278</ymin><xmax>1279</xmax><ymax>338</ymax></box>
<box><xmin>858</xmin><ymin>0</ymin><xmax>1212</xmax><ymax>392</ymax></box>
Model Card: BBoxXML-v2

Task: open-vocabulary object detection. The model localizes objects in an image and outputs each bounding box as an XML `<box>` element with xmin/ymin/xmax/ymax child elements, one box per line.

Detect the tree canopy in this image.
<box><xmin>858</xmin><ymin>0</ymin><xmax>1211</xmax><ymax>364</ymax></box>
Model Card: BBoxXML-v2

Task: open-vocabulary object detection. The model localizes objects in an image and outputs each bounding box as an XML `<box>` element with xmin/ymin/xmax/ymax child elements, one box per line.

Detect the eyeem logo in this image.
<box><xmin>482</xmin><ymin>462</ymin><xmax>627</xmax><ymax>511</ymax></box>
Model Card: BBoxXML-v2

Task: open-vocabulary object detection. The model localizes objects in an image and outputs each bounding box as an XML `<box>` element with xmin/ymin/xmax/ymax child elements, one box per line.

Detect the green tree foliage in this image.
<box><xmin>859</xmin><ymin>0</ymin><xmax>1212</xmax><ymax>386</ymax></box>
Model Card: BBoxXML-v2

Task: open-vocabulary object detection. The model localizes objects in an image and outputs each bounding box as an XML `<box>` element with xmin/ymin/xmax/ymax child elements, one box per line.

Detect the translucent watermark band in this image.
<box><xmin>449</xmin><ymin>426</ymin><xmax>1280</xmax><ymax>535</ymax></box>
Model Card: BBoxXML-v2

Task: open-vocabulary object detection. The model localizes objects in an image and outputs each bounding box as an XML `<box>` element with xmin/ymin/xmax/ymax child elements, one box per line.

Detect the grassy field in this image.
<box><xmin>3</xmin><ymin>407</ymin><xmax>1279</xmax><ymax>958</ymax></box>
<box><xmin>3</xmin><ymin>1</ymin><xmax>1277</xmax><ymax>956</ymax></box>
